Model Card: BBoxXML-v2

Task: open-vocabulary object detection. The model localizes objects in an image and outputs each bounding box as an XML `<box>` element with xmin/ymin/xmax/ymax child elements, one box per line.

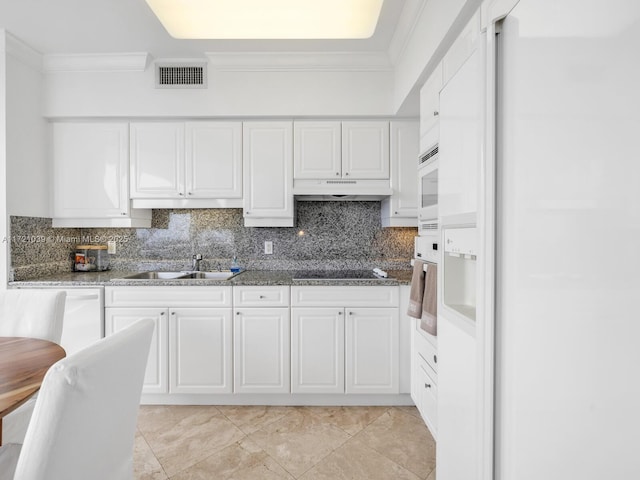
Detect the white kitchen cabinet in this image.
<box><xmin>169</xmin><ymin>308</ymin><xmax>233</xmax><ymax>394</ymax></box>
<box><xmin>291</xmin><ymin>286</ymin><xmax>400</xmax><ymax>395</ymax></box>
<box><xmin>185</xmin><ymin>122</ymin><xmax>242</xmax><ymax>199</ymax></box>
<box><xmin>130</xmin><ymin>122</ymin><xmax>185</xmax><ymax>198</ymax></box>
<box><xmin>233</xmin><ymin>307</ymin><xmax>290</xmax><ymax>393</ymax></box>
<box><xmin>411</xmin><ymin>317</ymin><xmax>438</xmax><ymax>438</ymax></box>
<box><xmin>441</xmin><ymin>11</ymin><xmax>480</xmax><ymax>87</ymax></box>
<box><xmin>294</xmin><ymin>121</ymin><xmax>390</xmax><ymax>181</ymax></box>
<box><xmin>345</xmin><ymin>307</ymin><xmax>399</xmax><ymax>394</ymax></box>
<box><xmin>439</xmin><ymin>45</ymin><xmax>482</xmax><ymax>218</ymax></box>
<box><xmin>293</xmin><ymin>121</ymin><xmax>342</xmax><ymax>179</ymax></box>
<box><xmin>381</xmin><ymin>120</ymin><xmax>420</xmax><ymax>227</ymax></box>
<box><xmin>105</xmin><ymin>307</ymin><xmax>168</xmax><ymax>394</ymax></box>
<box><xmin>291</xmin><ymin>307</ymin><xmax>345</xmax><ymax>394</ymax></box>
<box><xmin>105</xmin><ymin>286</ymin><xmax>232</xmax><ymax>397</ymax></box>
<box><xmin>242</xmin><ymin>122</ymin><xmax>294</xmax><ymax>227</ymax></box>
<box><xmin>419</xmin><ymin>63</ymin><xmax>442</xmax><ymax>153</ymax></box>
<box><xmin>341</xmin><ymin>121</ymin><xmax>390</xmax><ymax>179</ymax></box>
<box><xmin>130</xmin><ymin>121</ymin><xmax>242</xmax><ymax>206</ymax></box>
<box><xmin>52</xmin><ymin>122</ymin><xmax>151</xmax><ymax>228</ymax></box>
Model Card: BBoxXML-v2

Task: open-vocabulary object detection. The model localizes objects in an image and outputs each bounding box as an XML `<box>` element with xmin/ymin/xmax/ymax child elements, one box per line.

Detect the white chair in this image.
<box><xmin>0</xmin><ymin>318</ymin><xmax>154</xmax><ymax>480</ymax></box>
<box><xmin>0</xmin><ymin>290</ymin><xmax>66</xmax><ymax>444</ymax></box>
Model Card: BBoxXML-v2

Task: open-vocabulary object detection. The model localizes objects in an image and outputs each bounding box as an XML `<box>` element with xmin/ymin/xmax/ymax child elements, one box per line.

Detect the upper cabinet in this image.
<box><xmin>243</xmin><ymin>122</ymin><xmax>294</xmax><ymax>227</ymax></box>
<box><xmin>420</xmin><ymin>63</ymin><xmax>442</xmax><ymax>154</ymax></box>
<box><xmin>341</xmin><ymin>121</ymin><xmax>390</xmax><ymax>179</ymax></box>
<box><xmin>52</xmin><ymin>122</ymin><xmax>151</xmax><ymax>228</ymax></box>
<box><xmin>294</xmin><ymin>121</ymin><xmax>389</xmax><ymax>180</ymax></box>
<box><xmin>381</xmin><ymin>121</ymin><xmax>420</xmax><ymax>227</ymax></box>
<box><xmin>130</xmin><ymin>121</ymin><xmax>242</xmax><ymax>208</ymax></box>
<box><xmin>293</xmin><ymin>121</ymin><xmax>342</xmax><ymax>180</ymax></box>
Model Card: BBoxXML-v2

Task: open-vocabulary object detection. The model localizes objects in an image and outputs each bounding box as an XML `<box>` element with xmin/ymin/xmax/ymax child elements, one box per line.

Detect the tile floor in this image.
<box><xmin>134</xmin><ymin>405</ymin><xmax>436</xmax><ymax>480</ymax></box>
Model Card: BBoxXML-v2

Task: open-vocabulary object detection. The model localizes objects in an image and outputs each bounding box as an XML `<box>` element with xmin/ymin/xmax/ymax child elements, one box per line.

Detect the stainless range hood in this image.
<box><xmin>293</xmin><ymin>179</ymin><xmax>392</xmax><ymax>201</ymax></box>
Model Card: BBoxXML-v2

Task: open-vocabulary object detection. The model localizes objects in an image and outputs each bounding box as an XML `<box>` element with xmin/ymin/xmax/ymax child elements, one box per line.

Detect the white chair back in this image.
<box><xmin>12</xmin><ymin>318</ymin><xmax>154</xmax><ymax>480</ymax></box>
<box><xmin>0</xmin><ymin>290</ymin><xmax>66</xmax><ymax>343</ymax></box>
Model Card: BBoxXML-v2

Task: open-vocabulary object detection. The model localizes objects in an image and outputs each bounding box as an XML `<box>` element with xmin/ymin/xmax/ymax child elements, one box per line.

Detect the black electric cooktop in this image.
<box><xmin>291</xmin><ymin>270</ymin><xmax>390</xmax><ymax>280</ymax></box>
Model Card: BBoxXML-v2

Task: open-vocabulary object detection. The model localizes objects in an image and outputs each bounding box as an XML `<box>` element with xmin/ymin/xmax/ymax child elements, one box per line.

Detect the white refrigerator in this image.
<box><xmin>491</xmin><ymin>0</ymin><xmax>640</xmax><ymax>479</ymax></box>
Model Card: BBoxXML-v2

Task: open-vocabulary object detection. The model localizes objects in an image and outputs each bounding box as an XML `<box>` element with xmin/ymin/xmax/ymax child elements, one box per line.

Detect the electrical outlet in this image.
<box><xmin>264</xmin><ymin>241</ymin><xmax>273</xmax><ymax>255</ymax></box>
<box><xmin>107</xmin><ymin>241</ymin><xmax>116</xmax><ymax>254</ymax></box>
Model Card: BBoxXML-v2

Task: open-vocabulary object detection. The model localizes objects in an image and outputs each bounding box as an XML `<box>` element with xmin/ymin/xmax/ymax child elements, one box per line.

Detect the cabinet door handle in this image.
<box><xmin>348</xmin><ymin>311</ymin><xmax>353</xmax><ymax>315</ymax></box>
<box><xmin>434</xmin><ymin>355</ymin><xmax>437</xmax><ymax>364</ymax></box>
<box><xmin>425</xmin><ymin>383</ymin><xmax>432</xmax><ymax>389</ymax></box>
<box><xmin>178</xmin><ymin>192</ymin><xmax>184</xmax><ymax>196</ymax></box>
<box><xmin>259</xmin><ymin>295</ymin><xmax>266</xmax><ymax>299</ymax></box>
<box><xmin>121</xmin><ymin>212</ymin><xmax>126</xmax><ymax>216</ymax></box>
<box><xmin>188</xmin><ymin>192</ymin><xmax>193</xmax><ymax>196</ymax></box>
<box><xmin>433</xmin><ymin>111</ymin><xmax>439</xmax><ymax>116</ymax></box>
<box><xmin>160</xmin><ymin>311</ymin><xmax>165</xmax><ymax>316</ymax></box>
<box><xmin>236</xmin><ymin>311</ymin><xmax>241</xmax><ymax>315</ymax></box>
<box><xmin>336</xmin><ymin>172</ymin><xmax>340</xmax><ymax>176</ymax></box>
<box><xmin>338</xmin><ymin>311</ymin><xmax>343</xmax><ymax>315</ymax></box>
<box><xmin>171</xmin><ymin>312</ymin><xmax>175</xmax><ymax>315</ymax></box>
<box><xmin>345</xmin><ymin>172</ymin><xmax>350</xmax><ymax>176</ymax></box>
<box><xmin>417</xmin><ymin>253</ymin><xmax>422</xmax><ymax>257</ymax></box>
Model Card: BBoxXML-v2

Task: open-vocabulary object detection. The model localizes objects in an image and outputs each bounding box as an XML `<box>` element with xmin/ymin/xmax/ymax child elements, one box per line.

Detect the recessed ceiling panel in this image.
<box><xmin>144</xmin><ymin>0</ymin><xmax>385</xmax><ymax>39</ymax></box>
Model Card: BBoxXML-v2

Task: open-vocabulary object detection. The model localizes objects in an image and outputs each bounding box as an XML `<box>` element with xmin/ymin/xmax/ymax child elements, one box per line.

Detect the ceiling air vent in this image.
<box><xmin>155</xmin><ymin>63</ymin><xmax>207</xmax><ymax>89</ymax></box>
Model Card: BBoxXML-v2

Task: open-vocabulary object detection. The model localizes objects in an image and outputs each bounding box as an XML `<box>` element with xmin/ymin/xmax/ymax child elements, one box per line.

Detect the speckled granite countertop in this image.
<box><xmin>9</xmin><ymin>269</ymin><xmax>413</xmax><ymax>287</ymax></box>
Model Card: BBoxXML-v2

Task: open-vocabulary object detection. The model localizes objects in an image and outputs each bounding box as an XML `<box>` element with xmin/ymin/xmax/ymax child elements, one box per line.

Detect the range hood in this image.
<box><xmin>293</xmin><ymin>178</ymin><xmax>392</xmax><ymax>201</ymax></box>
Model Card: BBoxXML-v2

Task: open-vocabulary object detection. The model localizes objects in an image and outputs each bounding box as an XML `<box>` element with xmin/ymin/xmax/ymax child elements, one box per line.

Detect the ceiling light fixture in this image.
<box><xmin>144</xmin><ymin>0</ymin><xmax>384</xmax><ymax>39</ymax></box>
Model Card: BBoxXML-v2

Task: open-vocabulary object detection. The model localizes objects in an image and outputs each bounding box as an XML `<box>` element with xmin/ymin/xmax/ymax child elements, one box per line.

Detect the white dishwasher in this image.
<box><xmin>20</xmin><ymin>287</ymin><xmax>104</xmax><ymax>355</ymax></box>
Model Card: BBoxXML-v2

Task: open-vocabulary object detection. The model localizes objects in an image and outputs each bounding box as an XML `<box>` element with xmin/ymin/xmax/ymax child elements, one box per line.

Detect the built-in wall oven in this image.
<box><xmin>418</xmin><ymin>143</ymin><xmax>439</xmax><ymax>224</ymax></box>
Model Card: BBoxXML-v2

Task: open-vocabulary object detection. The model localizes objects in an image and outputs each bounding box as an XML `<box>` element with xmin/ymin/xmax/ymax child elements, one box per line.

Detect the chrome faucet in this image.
<box><xmin>192</xmin><ymin>254</ymin><xmax>203</xmax><ymax>271</ymax></box>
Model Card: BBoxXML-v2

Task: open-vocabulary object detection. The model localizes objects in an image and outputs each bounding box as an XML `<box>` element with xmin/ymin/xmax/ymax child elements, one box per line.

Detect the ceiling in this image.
<box><xmin>0</xmin><ymin>0</ymin><xmax>409</xmax><ymax>59</ymax></box>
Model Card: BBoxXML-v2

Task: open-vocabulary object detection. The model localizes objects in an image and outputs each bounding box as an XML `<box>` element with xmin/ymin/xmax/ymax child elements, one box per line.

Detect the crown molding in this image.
<box><xmin>5</xmin><ymin>32</ymin><xmax>43</xmax><ymax>71</ymax></box>
<box><xmin>205</xmin><ymin>51</ymin><xmax>392</xmax><ymax>72</ymax></box>
<box><xmin>387</xmin><ymin>0</ymin><xmax>428</xmax><ymax>65</ymax></box>
<box><xmin>43</xmin><ymin>52</ymin><xmax>151</xmax><ymax>73</ymax></box>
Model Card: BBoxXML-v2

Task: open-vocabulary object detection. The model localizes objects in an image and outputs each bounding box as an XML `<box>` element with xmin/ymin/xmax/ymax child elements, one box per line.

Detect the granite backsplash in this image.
<box><xmin>9</xmin><ymin>202</ymin><xmax>416</xmax><ymax>281</ymax></box>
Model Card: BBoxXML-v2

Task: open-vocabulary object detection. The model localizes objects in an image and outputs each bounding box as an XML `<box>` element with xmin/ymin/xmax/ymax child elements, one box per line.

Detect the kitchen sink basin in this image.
<box><xmin>115</xmin><ymin>270</ymin><xmax>240</xmax><ymax>281</ymax></box>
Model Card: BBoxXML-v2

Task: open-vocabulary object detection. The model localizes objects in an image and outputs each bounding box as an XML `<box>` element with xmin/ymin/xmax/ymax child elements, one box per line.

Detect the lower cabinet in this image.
<box><xmin>291</xmin><ymin>308</ymin><xmax>345</xmax><ymax>394</ymax></box>
<box><xmin>291</xmin><ymin>286</ymin><xmax>400</xmax><ymax>395</ymax></box>
<box><xmin>104</xmin><ymin>286</ymin><xmax>232</xmax><ymax>395</ymax></box>
<box><xmin>233</xmin><ymin>307</ymin><xmax>290</xmax><ymax>393</ymax></box>
<box><xmin>105</xmin><ymin>307</ymin><xmax>168</xmax><ymax>394</ymax></box>
<box><xmin>169</xmin><ymin>308</ymin><xmax>233</xmax><ymax>394</ymax></box>
<box><xmin>410</xmin><ymin>317</ymin><xmax>438</xmax><ymax>438</ymax></box>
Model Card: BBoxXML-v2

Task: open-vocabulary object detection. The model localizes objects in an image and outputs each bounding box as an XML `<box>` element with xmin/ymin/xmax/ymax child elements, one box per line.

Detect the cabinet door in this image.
<box><xmin>185</xmin><ymin>122</ymin><xmax>242</xmax><ymax>198</ymax></box>
<box><xmin>439</xmin><ymin>47</ymin><xmax>482</xmax><ymax>218</ymax></box>
<box><xmin>417</xmin><ymin>358</ymin><xmax>438</xmax><ymax>438</ymax></box>
<box><xmin>105</xmin><ymin>307</ymin><xmax>168</xmax><ymax>394</ymax></box>
<box><xmin>293</xmin><ymin>121</ymin><xmax>342</xmax><ymax>179</ymax></box>
<box><xmin>345</xmin><ymin>307</ymin><xmax>399</xmax><ymax>394</ymax></box>
<box><xmin>169</xmin><ymin>308</ymin><xmax>232</xmax><ymax>394</ymax></box>
<box><xmin>53</xmin><ymin>122</ymin><xmax>129</xmax><ymax>218</ymax></box>
<box><xmin>233</xmin><ymin>307</ymin><xmax>290</xmax><ymax>393</ymax></box>
<box><xmin>420</xmin><ymin>62</ymin><xmax>442</xmax><ymax>150</ymax></box>
<box><xmin>389</xmin><ymin>121</ymin><xmax>419</xmax><ymax>217</ymax></box>
<box><xmin>242</xmin><ymin>122</ymin><xmax>293</xmax><ymax>219</ymax></box>
<box><xmin>130</xmin><ymin>122</ymin><xmax>185</xmax><ymax>198</ymax></box>
<box><xmin>342</xmin><ymin>121</ymin><xmax>390</xmax><ymax>179</ymax></box>
<box><xmin>291</xmin><ymin>308</ymin><xmax>344</xmax><ymax>394</ymax></box>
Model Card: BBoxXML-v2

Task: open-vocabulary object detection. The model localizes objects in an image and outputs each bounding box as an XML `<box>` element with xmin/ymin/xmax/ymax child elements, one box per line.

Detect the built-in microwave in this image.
<box><xmin>418</xmin><ymin>144</ymin><xmax>438</xmax><ymax>222</ymax></box>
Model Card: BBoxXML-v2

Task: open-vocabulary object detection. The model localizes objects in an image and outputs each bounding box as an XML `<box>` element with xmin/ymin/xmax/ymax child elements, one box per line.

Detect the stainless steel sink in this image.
<box><xmin>115</xmin><ymin>270</ymin><xmax>240</xmax><ymax>281</ymax></box>
<box><xmin>120</xmin><ymin>271</ymin><xmax>191</xmax><ymax>280</ymax></box>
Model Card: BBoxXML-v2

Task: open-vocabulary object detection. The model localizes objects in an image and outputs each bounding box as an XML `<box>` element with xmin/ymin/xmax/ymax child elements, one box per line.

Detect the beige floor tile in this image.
<box><xmin>248</xmin><ymin>408</ymin><xmax>351</xmax><ymax>478</ymax></box>
<box><xmin>393</xmin><ymin>405</ymin><xmax>423</xmax><ymax>420</ymax></box>
<box><xmin>299</xmin><ymin>438</ymin><xmax>422</xmax><ymax>480</ymax></box>
<box><xmin>170</xmin><ymin>438</ymin><xmax>294</xmax><ymax>480</ymax></box>
<box><xmin>138</xmin><ymin>406</ymin><xmax>245</xmax><ymax>477</ymax></box>
<box><xmin>301</xmin><ymin>406</ymin><xmax>389</xmax><ymax>436</ymax></box>
<box><xmin>137</xmin><ymin>405</ymin><xmax>222</xmax><ymax>436</ymax></box>
<box><xmin>217</xmin><ymin>405</ymin><xmax>293</xmax><ymax>434</ymax></box>
<box><xmin>356</xmin><ymin>408</ymin><xmax>436</xmax><ymax>479</ymax></box>
<box><xmin>425</xmin><ymin>467</ymin><xmax>436</xmax><ymax>480</ymax></box>
<box><xmin>134</xmin><ymin>431</ymin><xmax>167</xmax><ymax>480</ymax></box>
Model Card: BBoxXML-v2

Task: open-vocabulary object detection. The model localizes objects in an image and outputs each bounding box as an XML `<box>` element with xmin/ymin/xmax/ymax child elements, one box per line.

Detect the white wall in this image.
<box><xmin>43</xmin><ymin>66</ymin><xmax>395</xmax><ymax>118</ymax></box>
<box><xmin>392</xmin><ymin>0</ymin><xmax>482</xmax><ymax>114</ymax></box>
<box><xmin>5</xmin><ymin>44</ymin><xmax>49</xmax><ymax>217</ymax></box>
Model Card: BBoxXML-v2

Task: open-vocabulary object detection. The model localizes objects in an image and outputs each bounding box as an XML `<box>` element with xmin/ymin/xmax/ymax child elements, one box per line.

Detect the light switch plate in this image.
<box><xmin>107</xmin><ymin>241</ymin><xmax>116</xmax><ymax>254</ymax></box>
<box><xmin>264</xmin><ymin>241</ymin><xmax>273</xmax><ymax>254</ymax></box>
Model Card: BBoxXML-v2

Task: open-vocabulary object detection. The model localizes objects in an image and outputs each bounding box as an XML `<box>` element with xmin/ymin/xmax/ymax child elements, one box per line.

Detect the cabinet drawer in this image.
<box><xmin>233</xmin><ymin>286</ymin><xmax>290</xmax><ymax>307</ymax></box>
<box><xmin>417</xmin><ymin>356</ymin><xmax>437</xmax><ymax>437</ymax></box>
<box><xmin>105</xmin><ymin>286</ymin><xmax>231</xmax><ymax>307</ymax></box>
<box><xmin>291</xmin><ymin>286</ymin><xmax>398</xmax><ymax>307</ymax></box>
<box><xmin>415</xmin><ymin>319</ymin><xmax>438</xmax><ymax>373</ymax></box>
